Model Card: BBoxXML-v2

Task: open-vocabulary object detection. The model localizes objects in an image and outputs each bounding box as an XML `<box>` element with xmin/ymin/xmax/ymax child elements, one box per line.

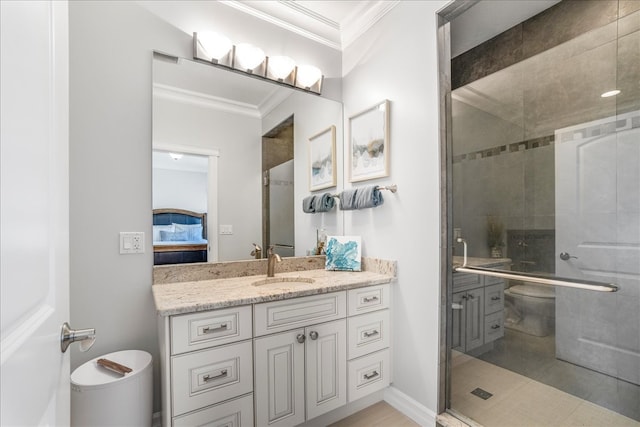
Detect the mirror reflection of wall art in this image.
<box><xmin>309</xmin><ymin>125</ymin><xmax>337</xmax><ymax>191</ymax></box>
<box><xmin>349</xmin><ymin>99</ymin><xmax>390</xmax><ymax>182</ymax></box>
<box><xmin>325</xmin><ymin>235</ymin><xmax>362</xmax><ymax>271</ymax></box>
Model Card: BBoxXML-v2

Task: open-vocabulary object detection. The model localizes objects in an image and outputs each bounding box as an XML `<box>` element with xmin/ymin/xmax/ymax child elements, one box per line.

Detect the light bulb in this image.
<box><xmin>235</xmin><ymin>43</ymin><xmax>265</xmax><ymax>71</ymax></box>
<box><xmin>296</xmin><ymin>65</ymin><xmax>322</xmax><ymax>88</ymax></box>
<box><xmin>197</xmin><ymin>32</ymin><xmax>232</xmax><ymax>60</ymax></box>
<box><xmin>269</xmin><ymin>56</ymin><xmax>296</xmax><ymax>80</ymax></box>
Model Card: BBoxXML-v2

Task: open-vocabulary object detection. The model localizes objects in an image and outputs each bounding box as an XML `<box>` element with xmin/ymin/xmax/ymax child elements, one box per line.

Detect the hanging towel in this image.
<box><xmin>339</xmin><ymin>186</ymin><xmax>384</xmax><ymax>210</ymax></box>
<box><xmin>302</xmin><ymin>195</ymin><xmax>316</xmax><ymax>213</ymax></box>
<box><xmin>313</xmin><ymin>193</ymin><xmax>336</xmax><ymax>213</ymax></box>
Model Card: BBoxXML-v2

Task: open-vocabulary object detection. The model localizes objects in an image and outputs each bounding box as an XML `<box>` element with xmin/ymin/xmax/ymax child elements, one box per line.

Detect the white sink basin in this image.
<box><xmin>252</xmin><ymin>277</ymin><xmax>315</xmax><ymax>287</ymax></box>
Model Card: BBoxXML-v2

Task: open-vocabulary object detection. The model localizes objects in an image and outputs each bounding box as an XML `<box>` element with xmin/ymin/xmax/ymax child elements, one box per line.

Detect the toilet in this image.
<box><xmin>504</xmin><ymin>282</ymin><xmax>555</xmax><ymax>337</ymax></box>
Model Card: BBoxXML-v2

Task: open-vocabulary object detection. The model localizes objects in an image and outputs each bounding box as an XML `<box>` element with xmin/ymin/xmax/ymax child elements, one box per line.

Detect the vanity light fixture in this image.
<box><xmin>234</xmin><ymin>43</ymin><xmax>266</xmax><ymax>74</ymax></box>
<box><xmin>192</xmin><ymin>32</ymin><xmax>323</xmax><ymax>95</ymax></box>
<box><xmin>196</xmin><ymin>32</ymin><xmax>233</xmax><ymax>65</ymax></box>
<box><xmin>601</xmin><ymin>89</ymin><xmax>621</xmax><ymax>98</ymax></box>
<box><xmin>267</xmin><ymin>56</ymin><xmax>297</xmax><ymax>84</ymax></box>
<box><xmin>295</xmin><ymin>64</ymin><xmax>323</xmax><ymax>93</ymax></box>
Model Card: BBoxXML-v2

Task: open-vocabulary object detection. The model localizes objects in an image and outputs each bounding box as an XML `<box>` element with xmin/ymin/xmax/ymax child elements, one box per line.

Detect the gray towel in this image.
<box><xmin>313</xmin><ymin>193</ymin><xmax>336</xmax><ymax>213</ymax></box>
<box><xmin>339</xmin><ymin>186</ymin><xmax>384</xmax><ymax>210</ymax></box>
<box><xmin>302</xmin><ymin>195</ymin><xmax>316</xmax><ymax>213</ymax></box>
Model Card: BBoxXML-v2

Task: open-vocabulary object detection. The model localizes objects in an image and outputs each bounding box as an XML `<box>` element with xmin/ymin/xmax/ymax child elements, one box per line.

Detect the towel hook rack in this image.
<box><xmin>330</xmin><ymin>184</ymin><xmax>398</xmax><ymax>198</ymax></box>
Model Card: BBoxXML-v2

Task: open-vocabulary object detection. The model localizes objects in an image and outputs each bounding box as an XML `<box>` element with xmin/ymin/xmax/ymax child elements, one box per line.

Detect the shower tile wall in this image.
<box><xmin>451</xmin><ymin>0</ymin><xmax>640</xmax><ymax>259</ymax></box>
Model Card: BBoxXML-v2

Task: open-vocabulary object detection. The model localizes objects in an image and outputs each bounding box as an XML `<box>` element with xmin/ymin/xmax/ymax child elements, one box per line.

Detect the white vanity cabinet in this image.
<box><xmin>253</xmin><ymin>292</ymin><xmax>347</xmax><ymax>427</ymax></box>
<box><xmin>159</xmin><ymin>283</ymin><xmax>392</xmax><ymax>427</ymax></box>
<box><xmin>253</xmin><ymin>284</ymin><xmax>391</xmax><ymax>427</ymax></box>
<box><xmin>452</xmin><ymin>272</ymin><xmax>504</xmax><ymax>354</ymax></box>
<box><xmin>159</xmin><ymin>305</ymin><xmax>254</xmax><ymax>427</ymax></box>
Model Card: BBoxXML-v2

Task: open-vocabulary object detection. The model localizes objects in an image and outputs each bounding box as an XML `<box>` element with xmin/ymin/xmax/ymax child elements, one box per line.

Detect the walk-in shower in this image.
<box><xmin>439</xmin><ymin>1</ymin><xmax>639</xmax><ymax>425</ymax></box>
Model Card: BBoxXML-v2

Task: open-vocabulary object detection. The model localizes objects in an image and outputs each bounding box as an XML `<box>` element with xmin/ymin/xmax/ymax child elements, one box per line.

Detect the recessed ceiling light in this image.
<box><xmin>601</xmin><ymin>90</ymin><xmax>621</xmax><ymax>98</ymax></box>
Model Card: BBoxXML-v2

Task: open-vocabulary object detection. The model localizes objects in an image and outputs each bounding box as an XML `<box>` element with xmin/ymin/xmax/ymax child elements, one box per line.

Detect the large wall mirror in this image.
<box><xmin>152</xmin><ymin>53</ymin><xmax>344</xmax><ymax>266</ymax></box>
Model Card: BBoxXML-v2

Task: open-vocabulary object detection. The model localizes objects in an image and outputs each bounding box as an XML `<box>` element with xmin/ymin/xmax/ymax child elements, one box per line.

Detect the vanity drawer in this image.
<box><xmin>171</xmin><ymin>340</ymin><xmax>253</xmax><ymax>416</ymax></box>
<box><xmin>171</xmin><ymin>305</ymin><xmax>252</xmax><ymax>355</ymax></box>
<box><xmin>484</xmin><ymin>283</ymin><xmax>504</xmax><ymax>315</ymax></box>
<box><xmin>254</xmin><ymin>292</ymin><xmax>346</xmax><ymax>336</ymax></box>
<box><xmin>347</xmin><ymin>284</ymin><xmax>389</xmax><ymax>316</ymax></box>
<box><xmin>348</xmin><ymin>309</ymin><xmax>390</xmax><ymax>360</ymax></box>
<box><xmin>484</xmin><ymin>311</ymin><xmax>504</xmax><ymax>343</ymax></box>
<box><xmin>347</xmin><ymin>348</ymin><xmax>390</xmax><ymax>402</ymax></box>
<box><xmin>172</xmin><ymin>393</ymin><xmax>254</xmax><ymax>427</ymax></box>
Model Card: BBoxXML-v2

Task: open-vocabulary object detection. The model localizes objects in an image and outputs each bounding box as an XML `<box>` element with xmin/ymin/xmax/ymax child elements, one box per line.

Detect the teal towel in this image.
<box><xmin>314</xmin><ymin>193</ymin><xmax>336</xmax><ymax>213</ymax></box>
<box><xmin>339</xmin><ymin>186</ymin><xmax>384</xmax><ymax>210</ymax></box>
<box><xmin>302</xmin><ymin>195</ymin><xmax>316</xmax><ymax>213</ymax></box>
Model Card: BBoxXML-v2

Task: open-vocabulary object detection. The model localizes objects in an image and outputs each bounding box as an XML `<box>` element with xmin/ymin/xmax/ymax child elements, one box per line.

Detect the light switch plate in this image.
<box><xmin>219</xmin><ymin>225</ymin><xmax>233</xmax><ymax>235</ymax></box>
<box><xmin>120</xmin><ymin>232</ymin><xmax>145</xmax><ymax>254</ymax></box>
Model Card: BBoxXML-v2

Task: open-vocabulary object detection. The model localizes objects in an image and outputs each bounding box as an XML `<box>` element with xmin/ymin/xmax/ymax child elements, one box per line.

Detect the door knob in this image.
<box><xmin>60</xmin><ymin>322</ymin><xmax>96</xmax><ymax>353</ymax></box>
<box><xmin>309</xmin><ymin>331</ymin><xmax>319</xmax><ymax>340</ymax></box>
<box><xmin>559</xmin><ymin>252</ymin><xmax>578</xmax><ymax>261</ymax></box>
<box><xmin>296</xmin><ymin>333</ymin><xmax>306</xmax><ymax>344</ymax></box>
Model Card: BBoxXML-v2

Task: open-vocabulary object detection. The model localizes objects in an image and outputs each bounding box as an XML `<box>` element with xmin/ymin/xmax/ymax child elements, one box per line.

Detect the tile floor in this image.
<box><xmin>451</xmin><ymin>329</ymin><xmax>640</xmax><ymax>426</ymax></box>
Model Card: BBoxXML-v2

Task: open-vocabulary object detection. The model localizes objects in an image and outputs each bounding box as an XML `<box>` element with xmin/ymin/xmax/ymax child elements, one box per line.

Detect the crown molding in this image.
<box><xmin>153</xmin><ymin>83</ymin><xmax>261</xmax><ymax>119</ymax></box>
<box><xmin>341</xmin><ymin>1</ymin><xmax>400</xmax><ymax>49</ymax></box>
<box><xmin>220</xmin><ymin>1</ymin><xmax>399</xmax><ymax>51</ymax></box>
<box><xmin>220</xmin><ymin>0</ymin><xmax>342</xmax><ymax>50</ymax></box>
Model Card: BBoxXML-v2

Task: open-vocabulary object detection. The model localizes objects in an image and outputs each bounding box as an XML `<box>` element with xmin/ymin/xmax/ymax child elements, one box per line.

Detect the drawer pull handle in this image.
<box><xmin>203</xmin><ymin>323</ymin><xmax>228</xmax><ymax>334</ymax></box>
<box><xmin>309</xmin><ymin>331</ymin><xmax>319</xmax><ymax>340</ymax></box>
<box><xmin>203</xmin><ymin>369</ymin><xmax>228</xmax><ymax>382</ymax></box>
<box><xmin>491</xmin><ymin>296</ymin><xmax>501</xmax><ymax>301</ymax></box>
<box><xmin>363</xmin><ymin>330</ymin><xmax>379</xmax><ymax>338</ymax></box>
<box><xmin>363</xmin><ymin>370</ymin><xmax>379</xmax><ymax>380</ymax></box>
<box><xmin>362</xmin><ymin>296</ymin><xmax>379</xmax><ymax>303</ymax></box>
<box><xmin>491</xmin><ymin>324</ymin><xmax>501</xmax><ymax>330</ymax></box>
<box><xmin>296</xmin><ymin>334</ymin><xmax>306</xmax><ymax>344</ymax></box>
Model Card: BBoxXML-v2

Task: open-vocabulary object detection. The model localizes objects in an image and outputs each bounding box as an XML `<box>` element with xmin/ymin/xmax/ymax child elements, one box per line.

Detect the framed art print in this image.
<box><xmin>309</xmin><ymin>125</ymin><xmax>337</xmax><ymax>191</ymax></box>
<box><xmin>348</xmin><ymin>99</ymin><xmax>390</xmax><ymax>182</ymax></box>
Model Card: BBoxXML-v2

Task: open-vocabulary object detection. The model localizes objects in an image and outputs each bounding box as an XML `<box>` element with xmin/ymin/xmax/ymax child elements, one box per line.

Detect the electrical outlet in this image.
<box><xmin>120</xmin><ymin>232</ymin><xmax>145</xmax><ymax>254</ymax></box>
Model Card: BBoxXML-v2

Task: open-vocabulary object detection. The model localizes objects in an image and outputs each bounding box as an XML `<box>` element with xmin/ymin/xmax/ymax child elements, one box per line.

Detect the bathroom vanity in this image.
<box><xmin>452</xmin><ymin>257</ymin><xmax>510</xmax><ymax>355</ymax></box>
<box><xmin>152</xmin><ymin>257</ymin><xmax>395</xmax><ymax>427</ymax></box>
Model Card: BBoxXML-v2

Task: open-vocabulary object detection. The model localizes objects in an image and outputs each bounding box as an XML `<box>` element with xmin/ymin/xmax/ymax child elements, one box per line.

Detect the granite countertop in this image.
<box><xmin>152</xmin><ymin>257</ymin><xmax>396</xmax><ymax>316</ymax></box>
<box><xmin>453</xmin><ymin>256</ymin><xmax>511</xmax><ymax>268</ymax></box>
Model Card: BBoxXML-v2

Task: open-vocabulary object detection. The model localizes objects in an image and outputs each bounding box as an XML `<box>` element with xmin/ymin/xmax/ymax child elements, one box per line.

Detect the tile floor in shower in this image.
<box><xmin>451</xmin><ymin>329</ymin><xmax>640</xmax><ymax>426</ymax></box>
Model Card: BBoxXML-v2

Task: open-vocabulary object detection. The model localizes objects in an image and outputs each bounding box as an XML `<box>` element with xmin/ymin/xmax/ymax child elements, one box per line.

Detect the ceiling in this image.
<box><xmin>138</xmin><ymin>0</ymin><xmax>399</xmax><ymax>51</ymax></box>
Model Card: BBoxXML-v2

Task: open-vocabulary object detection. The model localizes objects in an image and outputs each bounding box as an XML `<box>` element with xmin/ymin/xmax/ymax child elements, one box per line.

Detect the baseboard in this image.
<box><xmin>152</xmin><ymin>411</ymin><xmax>162</xmax><ymax>427</ymax></box>
<box><xmin>384</xmin><ymin>386</ymin><xmax>437</xmax><ymax>426</ymax></box>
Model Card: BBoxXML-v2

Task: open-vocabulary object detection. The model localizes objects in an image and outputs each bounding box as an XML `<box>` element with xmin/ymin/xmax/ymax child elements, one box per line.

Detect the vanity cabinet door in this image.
<box><xmin>465</xmin><ymin>288</ymin><xmax>485</xmax><ymax>351</ymax></box>
<box><xmin>451</xmin><ymin>291</ymin><xmax>466</xmax><ymax>352</ymax></box>
<box><xmin>254</xmin><ymin>329</ymin><xmax>305</xmax><ymax>427</ymax></box>
<box><xmin>305</xmin><ymin>319</ymin><xmax>347</xmax><ymax>419</ymax></box>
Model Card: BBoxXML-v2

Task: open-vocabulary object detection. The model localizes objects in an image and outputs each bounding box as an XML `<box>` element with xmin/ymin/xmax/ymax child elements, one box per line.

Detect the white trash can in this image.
<box><xmin>71</xmin><ymin>350</ymin><xmax>153</xmax><ymax>426</ymax></box>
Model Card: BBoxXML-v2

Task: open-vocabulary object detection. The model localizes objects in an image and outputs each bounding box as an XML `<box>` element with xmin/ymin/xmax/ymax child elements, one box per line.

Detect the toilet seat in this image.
<box><xmin>506</xmin><ymin>284</ymin><xmax>555</xmax><ymax>299</ymax></box>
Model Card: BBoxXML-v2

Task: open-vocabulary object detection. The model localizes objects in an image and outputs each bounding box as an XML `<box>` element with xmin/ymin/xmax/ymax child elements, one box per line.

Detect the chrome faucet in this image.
<box><xmin>267</xmin><ymin>245</ymin><xmax>282</xmax><ymax>277</ymax></box>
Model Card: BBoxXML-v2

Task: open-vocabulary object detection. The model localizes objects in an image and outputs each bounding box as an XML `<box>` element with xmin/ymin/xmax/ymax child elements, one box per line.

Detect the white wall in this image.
<box><xmin>152</xmin><ymin>168</ymin><xmax>208</xmax><ymax>213</ymax></box>
<box><xmin>69</xmin><ymin>1</ymin><xmax>341</xmax><ymax>414</ymax></box>
<box><xmin>341</xmin><ymin>0</ymin><xmax>448</xmax><ymax>415</ymax></box>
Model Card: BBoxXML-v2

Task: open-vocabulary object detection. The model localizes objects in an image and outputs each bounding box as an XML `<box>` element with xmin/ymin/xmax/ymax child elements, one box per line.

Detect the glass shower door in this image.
<box><xmin>446</xmin><ymin>1</ymin><xmax>639</xmax><ymax>425</ymax></box>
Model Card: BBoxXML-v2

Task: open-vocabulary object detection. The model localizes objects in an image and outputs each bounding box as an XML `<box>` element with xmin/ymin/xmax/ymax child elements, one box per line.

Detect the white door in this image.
<box><xmin>1</xmin><ymin>1</ymin><xmax>70</xmax><ymax>425</ymax></box>
<box><xmin>254</xmin><ymin>329</ymin><xmax>305</xmax><ymax>427</ymax></box>
<box><xmin>305</xmin><ymin>319</ymin><xmax>346</xmax><ymax>419</ymax></box>
<box><xmin>555</xmin><ymin>111</ymin><xmax>640</xmax><ymax>385</ymax></box>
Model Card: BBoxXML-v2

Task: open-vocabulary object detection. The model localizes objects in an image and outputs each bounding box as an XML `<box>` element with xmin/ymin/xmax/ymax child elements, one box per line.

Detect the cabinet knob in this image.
<box><xmin>309</xmin><ymin>331</ymin><xmax>319</xmax><ymax>340</ymax></box>
<box><xmin>296</xmin><ymin>333</ymin><xmax>306</xmax><ymax>344</ymax></box>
